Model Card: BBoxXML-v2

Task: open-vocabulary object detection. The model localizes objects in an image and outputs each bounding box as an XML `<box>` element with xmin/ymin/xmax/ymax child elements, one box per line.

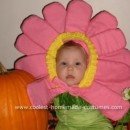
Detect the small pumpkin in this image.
<box><xmin>0</xmin><ymin>62</ymin><xmax>48</xmax><ymax>130</ymax></box>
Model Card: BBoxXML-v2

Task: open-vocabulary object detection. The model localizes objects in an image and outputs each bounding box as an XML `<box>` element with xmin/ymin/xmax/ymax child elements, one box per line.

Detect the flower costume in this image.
<box><xmin>15</xmin><ymin>0</ymin><xmax>130</xmax><ymax>129</ymax></box>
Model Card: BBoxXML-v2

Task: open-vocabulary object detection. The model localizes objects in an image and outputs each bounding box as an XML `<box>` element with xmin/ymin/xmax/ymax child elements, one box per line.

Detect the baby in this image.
<box><xmin>53</xmin><ymin>41</ymin><xmax>113</xmax><ymax>130</ymax></box>
<box><xmin>56</xmin><ymin>40</ymin><xmax>88</xmax><ymax>87</ymax></box>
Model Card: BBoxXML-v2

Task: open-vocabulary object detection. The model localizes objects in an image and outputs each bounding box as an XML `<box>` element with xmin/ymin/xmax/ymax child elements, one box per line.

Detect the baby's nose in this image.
<box><xmin>67</xmin><ymin>65</ymin><xmax>74</xmax><ymax>71</ymax></box>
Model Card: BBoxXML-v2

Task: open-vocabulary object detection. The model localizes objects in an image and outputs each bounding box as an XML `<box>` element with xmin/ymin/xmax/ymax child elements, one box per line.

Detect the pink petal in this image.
<box><xmin>15</xmin><ymin>34</ymin><xmax>45</xmax><ymax>55</ymax></box>
<box><xmin>43</xmin><ymin>2</ymin><xmax>66</xmax><ymax>33</ymax></box>
<box><xmin>27</xmin><ymin>77</ymin><xmax>67</xmax><ymax>106</ymax></box>
<box><xmin>15</xmin><ymin>54</ymin><xmax>48</xmax><ymax>78</ymax></box>
<box><xmin>91</xmin><ymin>29</ymin><xmax>126</xmax><ymax>55</ymax></box>
<box><xmin>27</xmin><ymin>78</ymin><xmax>52</xmax><ymax>106</ymax></box>
<box><xmin>100</xmin><ymin>48</ymin><xmax>130</xmax><ymax>66</ymax></box>
<box><xmin>80</xmin><ymin>81</ymin><xmax>130</xmax><ymax>120</ymax></box>
<box><xmin>65</xmin><ymin>0</ymin><xmax>92</xmax><ymax>32</ymax></box>
<box><xmin>21</xmin><ymin>15</ymin><xmax>58</xmax><ymax>50</ymax></box>
<box><xmin>87</xmin><ymin>11</ymin><xmax>118</xmax><ymax>37</ymax></box>
<box><xmin>95</xmin><ymin>60</ymin><xmax>130</xmax><ymax>94</ymax></box>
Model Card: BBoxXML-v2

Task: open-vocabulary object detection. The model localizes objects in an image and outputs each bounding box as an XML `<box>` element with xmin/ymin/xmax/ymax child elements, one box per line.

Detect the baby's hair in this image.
<box><xmin>56</xmin><ymin>40</ymin><xmax>88</xmax><ymax>62</ymax></box>
<box><xmin>60</xmin><ymin>40</ymin><xmax>82</xmax><ymax>48</ymax></box>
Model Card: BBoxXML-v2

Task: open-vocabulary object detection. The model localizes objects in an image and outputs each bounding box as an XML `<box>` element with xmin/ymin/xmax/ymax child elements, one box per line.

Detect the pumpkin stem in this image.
<box><xmin>0</xmin><ymin>62</ymin><xmax>8</xmax><ymax>74</ymax></box>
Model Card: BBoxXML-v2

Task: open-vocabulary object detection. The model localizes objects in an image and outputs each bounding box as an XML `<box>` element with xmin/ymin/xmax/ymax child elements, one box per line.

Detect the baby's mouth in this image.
<box><xmin>66</xmin><ymin>75</ymin><xmax>75</xmax><ymax>79</ymax></box>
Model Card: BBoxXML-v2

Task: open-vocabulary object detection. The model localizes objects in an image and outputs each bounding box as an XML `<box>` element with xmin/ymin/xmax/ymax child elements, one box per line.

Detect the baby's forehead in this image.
<box><xmin>56</xmin><ymin>41</ymin><xmax>88</xmax><ymax>61</ymax></box>
<box><xmin>58</xmin><ymin>42</ymin><xmax>86</xmax><ymax>53</ymax></box>
<box><xmin>56</xmin><ymin>46</ymin><xmax>88</xmax><ymax>62</ymax></box>
<box><xmin>57</xmin><ymin>46</ymin><xmax>85</xmax><ymax>56</ymax></box>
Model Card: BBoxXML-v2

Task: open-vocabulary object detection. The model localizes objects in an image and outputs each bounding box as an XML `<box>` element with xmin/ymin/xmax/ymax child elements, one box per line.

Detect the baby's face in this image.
<box><xmin>56</xmin><ymin>46</ymin><xmax>87</xmax><ymax>86</ymax></box>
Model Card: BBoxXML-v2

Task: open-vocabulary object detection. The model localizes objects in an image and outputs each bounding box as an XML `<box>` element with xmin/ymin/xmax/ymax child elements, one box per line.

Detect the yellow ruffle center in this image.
<box><xmin>46</xmin><ymin>32</ymin><xmax>98</xmax><ymax>88</ymax></box>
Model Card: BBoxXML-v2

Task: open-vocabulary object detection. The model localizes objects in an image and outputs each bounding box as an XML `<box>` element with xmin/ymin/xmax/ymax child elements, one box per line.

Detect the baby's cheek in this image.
<box><xmin>59</xmin><ymin>69</ymin><xmax>66</xmax><ymax>78</ymax></box>
<box><xmin>77</xmin><ymin>66</ymin><xmax>85</xmax><ymax>71</ymax></box>
<box><xmin>77</xmin><ymin>67</ymin><xmax>86</xmax><ymax>76</ymax></box>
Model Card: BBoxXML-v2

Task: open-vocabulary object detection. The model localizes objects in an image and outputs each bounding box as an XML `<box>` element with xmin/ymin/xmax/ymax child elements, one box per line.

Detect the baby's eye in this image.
<box><xmin>75</xmin><ymin>62</ymin><xmax>81</xmax><ymax>66</ymax></box>
<box><xmin>61</xmin><ymin>62</ymin><xmax>67</xmax><ymax>66</ymax></box>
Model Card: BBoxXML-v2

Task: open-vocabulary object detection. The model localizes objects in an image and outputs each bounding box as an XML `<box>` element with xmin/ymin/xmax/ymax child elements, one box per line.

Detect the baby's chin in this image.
<box><xmin>66</xmin><ymin>81</ymin><xmax>79</xmax><ymax>87</ymax></box>
<box><xmin>58</xmin><ymin>77</ymin><xmax>79</xmax><ymax>87</ymax></box>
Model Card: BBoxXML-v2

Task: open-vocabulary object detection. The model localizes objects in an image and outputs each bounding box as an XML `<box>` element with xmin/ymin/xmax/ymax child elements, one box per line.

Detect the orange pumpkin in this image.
<box><xmin>0</xmin><ymin>63</ymin><xmax>48</xmax><ymax>130</ymax></box>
